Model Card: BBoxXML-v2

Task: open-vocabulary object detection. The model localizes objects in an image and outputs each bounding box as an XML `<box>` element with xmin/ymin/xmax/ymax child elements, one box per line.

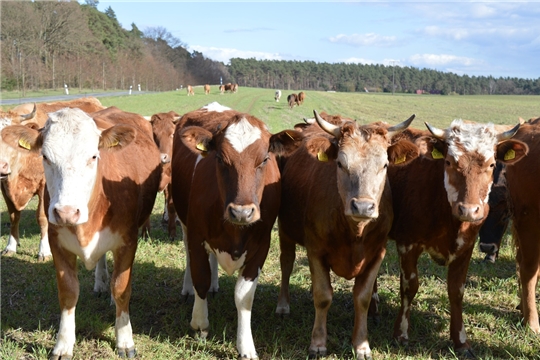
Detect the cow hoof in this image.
<box><xmin>238</xmin><ymin>354</ymin><xmax>258</xmax><ymax>360</ymax></box>
<box><xmin>191</xmin><ymin>327</ymin><xmax>209</xmax><ymax>341</ymax></box>
<box><xmin>308</xmin><ymin>347</ymin><xmax>327</xmax><ymax>359</ymax></box>
<box><xmin>356</xmin><ymin>353</ymin><xmax>373</xmax><ymax>360</ymax></box>
<box><xmin>38</xmin><ymin>254</ymin><xmax>52</xmax><ymax>262</ymax></box>
<box><xmin>394</xmin><ymin>336</ymin><xmax>409</xmax><ymax>346</ymax></box>
<box><xmin>117</xmin><ymin>346</ymin><xmax>137</xmax><ymax>358</ymax></box>
<box><xmin>456</xmin><ymin>348</ymin><xmax>476</xmax><ymax>359</ymax></box>
<box><xmin>1</xmin><ymin>249</ymin><xmax>15</xmax><ymax>257</ymax></box>
<box><xmin>49</xmin><ymin>355</ymin><xmax>72</xmax><ymax>360</ymax></box>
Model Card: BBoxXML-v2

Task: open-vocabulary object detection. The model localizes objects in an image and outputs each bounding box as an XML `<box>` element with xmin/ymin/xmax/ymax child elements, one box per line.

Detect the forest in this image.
<box><xmin>1</xmin><ymin>1</ymin><xmax>539</xmax><ymax>96</ymax></box>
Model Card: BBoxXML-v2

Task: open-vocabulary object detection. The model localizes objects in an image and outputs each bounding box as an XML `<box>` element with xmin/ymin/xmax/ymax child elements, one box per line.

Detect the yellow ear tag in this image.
<box><xmin>394</xmin><ymin>155</ymin><xmax>406</xmax><ymax>165</ymax></box>
<box><xmin>317</xmin><ymin>150</ymin><xmax>328</xmax><ymax>162</ymax></box>
<box><xmin>18</xmin><ymin>138</ymin><xmax>31</xmax><ymax>150</ymax></box>
<box><xmin>196</xmin><ymin>142</ymin><xmax>207</xmax><ymax>152</ymax></box>
<box><xmin>431</xmin><ymin>148</ymin><xmax>444</xmax><ymax>159</ymax></box>
<box><xmin>109</xmin><ymin>139</ymin><xmax>119</xmax><ymax>148</ymax></box>
<box><xmin>504</xmin><ymin>148</ymin><xmax>516</xmax><ymax>161</ymax></box>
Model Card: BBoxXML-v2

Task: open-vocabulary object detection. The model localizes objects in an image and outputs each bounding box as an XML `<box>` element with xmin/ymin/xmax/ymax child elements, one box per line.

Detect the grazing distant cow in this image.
<box><xmin>274</xmin><ymin>90</ymin><xmax>282</xmax><ymax>102</ymax></box>
<box><xmin>232</xmin><ymin>83</ymin><xmax>239</xmax><ymax>93</ymax></box>
<box><xmin>277</xmin><ymin>111</ymin><xmax>418</xmax><ymax>359</ymax></box>
<box><xmin>150</xmin><ymin>111</ymin><xmax>181</xmax><ymax>239</ymax></box>
<box><xmin>219</xmin><ymin>84</ymin><xmax>225</xmax><ymax>94</ymax></box>
<box><xmin>1</xmin><ymin>108</ymin><xmax>162</xmax><ymax>359</ymax></box>
<box><xmin>287</xmin><ymin>93</ymin><xmax>299</xmax><ymax>109</ymax></box>
<box><xmin>387</xmin><ymin>119</ymin><xmax>526</xmax><ymax>356</ymax></box>
<box><xmin>171</xmin><ymin>102</ymin><xmax>303</xmax><ymax>359</ymax></box>
<box><xmin>204</xmin><ymin>84</ymin><xmax>211</xmax><ymax>95</ymax></box>
<box><xmin>297</xmin><ymin>91</ymin><xmax>306</xmax><ymax>105</ymax></box>
<box><xmin>187</xmin><ymin>85</ymin><xmax>195</xmax><ymax>96</ymax></box>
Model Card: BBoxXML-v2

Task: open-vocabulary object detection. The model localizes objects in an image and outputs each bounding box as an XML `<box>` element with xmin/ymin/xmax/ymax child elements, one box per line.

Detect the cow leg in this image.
<box><xmin>393</xmin><ymin>244</ymin><xmax>422</xmax><ymax>345</ymax></box>
<box><xmin>307</xmin><ymin>254</ymin><xmax>332</xmax><ymax>357</ymax></box>
<box><xmin>165</xmin><ymin>184</ymin><xmax>177</xmax><ymax>240</ymax></box>
<box><xmin>515</xmin><ymin>227</ymin><xmax>540</xmax><ymax>334</ymax></box>
<box><xmin>447</xmin><ymin>245</ymin><xmax>474</xmax><ymax>356</ymax></box>
<box><xmin>36</xmin><ymin>186</ymin><xmax>51</xmax><ymax>261</ymax></box>
<box><xmin>111</xmin><ymin>243</ymin><xmax>137</xmax><ymax>358</ymax></box>
<box><xmin>189</xmin><ymin>238</ymin><xmax>212</xmax><ymax>339</ymax></box>
<box><xmin>235</xmin><ymin>273</ymin><xmax>259</xmax><ymax>359</ymax></box>
<box><xmin>50</xmin><ymin>246</ymin><xmax>79</xmax><ymax>360</ymax></box>
<box><xmin>139</xmin><ymin>217</ymin><xmax>151</xmax><ymax>239</ymax></box>
<box><xmin>352</xmin><ymin>249</ymin><xmax>385</xmax><ymax>360</ymax></box>
<box><xmin>93</xmin><ymin>254</ymin><xmax>109</xmax><ymax>295</ymax></box>
<box><xmin>368</xmin><ymin>280</ymin><xmax>380</xmax><ymax>323</ymax></box>
<box><xmin>276</xmin><ymin>231</ymin><xmax>296</xmax><ymax>315</ymax></box>
<box><xmin>2</xmin><ymin>194</ymin><xmax>20</xmax><ymax>256</ymax></box>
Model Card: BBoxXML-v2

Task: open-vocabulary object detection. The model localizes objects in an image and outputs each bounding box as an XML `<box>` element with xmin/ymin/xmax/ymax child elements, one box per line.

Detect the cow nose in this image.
<box><xmin>457</xmin><ymin>203</ymin><xmax>483</xmax><ymax>221</ymax></box>
<box><xmin>53</xmin><ymin>205</ymin><xmax>81</xmax><ymax>225</ymax></box>
<box><xmin>0</xmin><ymin>160</ymin><xmax>10</xmax><ymax>177</ymax></box>
<box><xmin>227</xmin><ymin>204</ymin><xmax>257</xmax><ymax>224</ymax></box>
<box><xmin>479</xmin><ymin>242</ymin><xmax>498</xmax><ymax>255</ymax></box>
<box><xmin>350</xmin><ymin>198</ymin><xmax>377</xmax><ymax>218</ymax></box>
<box><xmin>160</xmin><ymin>153</ymin><xmax>170</xmax><ymax>164</ymax></box>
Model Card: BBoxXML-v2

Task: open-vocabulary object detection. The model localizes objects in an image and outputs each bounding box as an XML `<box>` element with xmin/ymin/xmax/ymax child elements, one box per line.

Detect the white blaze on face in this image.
<box><xmin>41</xmin><ymin>108</ymin><xmax>101</xmax><ymax>225</ymax></box>
<box><xmin>224</xmin><ymin>117</ymin><xmax>261</xmax><ymax>153</ymax></box>
<box><xmin>445</xmin><ymin>119</ymin><xmax>498</xmax><ymax>163</ymax></box>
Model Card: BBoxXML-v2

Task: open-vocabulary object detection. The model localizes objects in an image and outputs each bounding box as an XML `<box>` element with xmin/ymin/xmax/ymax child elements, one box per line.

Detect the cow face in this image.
<box><xmin>420</xmin><ymin>120</ymin><xmax>527</xmax><ymax>222</ymax></box>
<box><xmin>151</xmin><ymin>112</ymin><xmax>180</xmax><ymax>164</ymax></box>
<box><xmin>1</xmin><ymin>108</ymin><xmax>137</xmax><ymax>226</ymax></box>
<box><xmin>180</xmin><ymin>114</ymin><xmax>303</xmax><ymax>225</ymax></box>
<box><xmin>308</xmin><ymin>111</ymin><xmax>418</xmax><ymax>221</ymax></box>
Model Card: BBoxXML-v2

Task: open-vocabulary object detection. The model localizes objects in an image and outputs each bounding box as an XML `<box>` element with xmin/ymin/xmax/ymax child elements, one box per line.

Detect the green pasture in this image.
<box><xmin>1</xmin><ymin>89</ymin><xmax>540</xmax><ymax>359</ymax></box>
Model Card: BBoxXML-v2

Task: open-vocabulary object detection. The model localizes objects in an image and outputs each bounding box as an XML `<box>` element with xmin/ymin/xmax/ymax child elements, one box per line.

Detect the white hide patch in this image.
<box><xmin>115</xmin><ymin>311</ymin><xmax>134</xmax><ymax>349</ymax></box>
<box><xmin>456</xmin><ymin>236</ymin><xmax>465</xmax><ymax>251</ymax></box>
<box><xmin>206</xmin><ymin>241</ymin><xmax>247</xmax><ymax>276</ymax></box>
<box><xmin>235</xmin><ymin>275</ymin><xmax>259</xmax><ymax>358</ymax></box>
<box><xmin>202</xmin><ymin>102</ymin><xmax>231</xmax><ymax>113</ymax></box>
<box><xmin>444</xmin><ymin>171</ymin><xmax>459</xmax><ymax>205</ymax></box>
<box><xmin>459</xmin><ymin>324</ymin><xmax>467</xmax><ymax>343</ymax></box>
<box><xmin>52</xmin><ymin>308</ymin><xmax>76</xmax><ymax>356</ymax></box>
<box><xmin>224</xmin><ymin>117</ymin><xmax>261</xmax><ymax>153</ymax></box>
<box><xmin>445</xmin><ymin>119</ymin><xmax>498</xmax><ymax>163</ymax></box>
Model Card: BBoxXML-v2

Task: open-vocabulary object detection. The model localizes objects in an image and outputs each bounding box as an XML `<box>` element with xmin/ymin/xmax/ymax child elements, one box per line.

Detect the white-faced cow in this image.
<box><xmin>387</xmin><ymin>119</ymin><xmax>527</xmax><ymax>356</ymax></box>
<box><xmin>1</xmin><ymin>108</ymin><xmax>162</xmax><ymax>358</ymax></box>
<box><xmin>170</xmin><ymin>102</ymin><xmax>303</xmax><ymax>359</ymax></box>
<box><xmin>276</xmin><ymin>111</ymin><xmax>418</xmax><ymax>359</ymax></box>
<box><xmin>275</xmin><ymin>90</ymin><xmax>282</xmax><ymax>102</ymax></box>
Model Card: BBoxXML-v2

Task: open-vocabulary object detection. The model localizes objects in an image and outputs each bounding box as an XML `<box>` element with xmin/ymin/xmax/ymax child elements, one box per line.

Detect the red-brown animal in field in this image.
<box><xmin>499</xmin><ymin>116</ymin><xmax>540</xmax><ymax>335</ymax></box>
<box><xmin>204</xmin><ymin>84</ymin><xmax>211</xmax><ymax>95</ymax></box>
<box><xmin>223</xmin><ymin>83</ymin><xmax>234</xmax><ymax>93</ymax></box>
<box><xmin>170</xmin><ymin>101</ymin><xmax>303</xmax><ymax>359</ymax></box>
<box><xmin>287</xmin><ymin>93</ymin><xmax>299</xmax><ymax>109</ymax></box>
<box><xmin>219</xmin><ymin>84</ymin><xmax>225</xmax><ymax>94</ymax></box>
<box><xmin>150</xmin><ymin>111</ymin><xmax>181</xmax><ymax>239</ymax></box>
<box><xmin>187</xmin><ymin>85</ymin><xmax>195</xmax><ymax>96</ymax></box>
<box><xmin>277</xmin><ymin>111</ymin><xmax>418</xmax><ymax>359</ymax></box>
<box><xmin>297</xmin><ymin>91</ymin><xmax>306</xmax><ymax>105</ymax></box>
<box><xmin>1</xmin><ymin>107</ymin><xmax>162</xmax><ymax>359</ymax></box>
<box><xmin>387</xmin><ymin>119</ymin><xmax>527</xmax><ymax>357</ymax></box>
<box><xmin>232</xmin><ymin>83</ymin><xmax>238</xmax><ymax>93</ymax></box>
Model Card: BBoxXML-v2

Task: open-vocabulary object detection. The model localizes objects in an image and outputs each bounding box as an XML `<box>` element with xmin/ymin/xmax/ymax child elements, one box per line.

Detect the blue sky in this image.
<box><xmin>96</xmin><ymin>1</ymin><xmax>540</xmax><ymax>80</ymax></box>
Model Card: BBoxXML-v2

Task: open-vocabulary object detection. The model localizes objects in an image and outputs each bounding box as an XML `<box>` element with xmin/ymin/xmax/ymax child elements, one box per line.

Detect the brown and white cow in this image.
<box><xmin>219</xmin><ymin>84</ymin><xmax>225</xmax><ymax>94</ymax></box>
<box><xmin>1</xmin><ymin>108</ymin><xmax>162</xmax><ymax>358</ymax></box>
<box><xmin>187</xmin><ymin>85</ymin><xmax>195</xmax><ymax>96</ymax></box>
<box><xmin>274</xmin><ymin>90</ymin><xmax>281</xmax><ymax>102</ymax></box>
<box><xmin>297</xmin><ymin>91</ymin><xmax>306</xmax><ymax>105</ymax></box>
<box><xmin>501</xmin><ymin>116</ymin><xmax>540</xmax><ymax>335</ymax></box>
<box><xmin>171</xmin><ymin>102</ymin><xmax>303</xmax><ymax>359</ymax></box>
<box><xmin>287</xmin><ymin>93</ymin><xmax>299</xmax><ymax>109</ymax></box>
<box><xmin>387</xmin><ymin>119</ymin><xmax>527</xmax><ymax>356</ymax></box>
<box><xmin>276</xmin><ymin>111</ymin><xmax>418</xmax><ymax>359</ymax></box>
<box><xmin>204</xmin><ymin>84</ymin><xmax>211</xmax><ymax>95</ymax></box>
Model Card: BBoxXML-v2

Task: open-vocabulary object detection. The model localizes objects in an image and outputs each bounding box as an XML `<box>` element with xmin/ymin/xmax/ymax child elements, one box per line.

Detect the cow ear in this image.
<box><xmin>1</xmin><ymin>124</ymin><xmax>42</xmax><ymax>152</ymax></box>
<box><xmin>304</xmin><ymin>136</ymin><xmax>338</xmax><ymax>162</ymax></box>
<box><xmin>496</xmin><ymin>139</ymin><xmax>528</xmax><ymax>164</ymax></box>
<box><xmin>269</xmin><ymin>130</ymin><xmax>304</xmax><ymax>156</ymax></box>
<box><xmin>388</xmin><ymin>139</ymin><xmax>419</xmax><ymax>166</ymax></box>
<box><xmin>415</xmin><ymin>135</ymin><xmax>446</xmax><ymax>160</ymax></box>
<box><xmin>99</xmin><ymin>124</ymin><xmax>136</xmax><ymax>151</ymax></box>
<box><xmin>179</xmin><ymin>126</ymin><xmax>214</xmax><ymax>157</ymax></box>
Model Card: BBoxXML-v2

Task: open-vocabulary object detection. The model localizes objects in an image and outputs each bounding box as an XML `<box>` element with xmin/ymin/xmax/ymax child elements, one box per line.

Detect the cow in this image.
<box><xmin>500</xmin><ymin>116</ymin><xmax>540</xmax><ymax>335</ymax></box>
<box><xmin>1</xmin><ymin>107</ymin><xmax>162</xmax><ymax>359</ymax></box>
<box><xmin>219</xmin><ymin>84</ymin><xmax>225</xmax><ymax>94</ymax></box>
<box><xmin>387</xmin><ymin>119</ymin><xmax>527</xmax><ymax>357</ymax></box>
<box><xmin>149</xmin><ymin>111</ymin><xmax>181</xmax><ymax>239</ymax></box>
<box><xmin>187</xmin><ymin>85</ymin><xmax>195</xmax><ymax>96</ymax></box>
<box><xmin>276</xmin><ymin>110</ymin><xmax>418</xmax><ymax>359</ymax></box>
<box><xmin>204</xmin><ymin>84</ymin><xmax>211</xmax><ymax>95</ymax></box>
<box><xmin>170</xmin><ymin>101</ymin><xmax>303</xmax><ymax>359</ymax></box>
<box><xmin>275</xmin><ymin>90</ymin><xmax>282</xmax><ymax>102</ymax></box>
<box><xmin>287</xmin><ymin>93</ymin><xmax>299</xmax><ymax>109</ymax></box>
<box><xmin>232</xmin><ymin>83</ymin><xmax>239</xmax><ymax>93</ymax></box>
<box><xmin>297</xmin><ymin>91</ymin><xmax>306</xmax><ymax>105</ymax></box>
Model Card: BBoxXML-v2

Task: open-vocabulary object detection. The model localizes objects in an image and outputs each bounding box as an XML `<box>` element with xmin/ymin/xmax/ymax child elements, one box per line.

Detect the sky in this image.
<box><xmin>96</xmin><ymin>1</ymin><xmax>540</xmax><ymax>80</ymax></box>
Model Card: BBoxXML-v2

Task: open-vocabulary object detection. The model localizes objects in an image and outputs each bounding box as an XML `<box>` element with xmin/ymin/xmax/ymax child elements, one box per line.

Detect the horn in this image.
<box><xmin>314</xmin><ymin>110</ymin><xmax>341</xmax><ymax>138</ymax></box>
<box><xmin>425</xmin><ymin>122</ymin><xmax>445</xmax><ymax>140</ymax></box>
<box><xmin>497</xmin><ymin>122</ymin><xmax>520</xmax><ymax>142</ymax></box>
<box><xmin>387</xmin><ymin>114</ymin><xmax>415</xmax><ymax>138</ymax></box>
<box><xmin>303</xmin><ymin>117</ymin><xmax>315</xmax><ymax>125</ymax></box>
<box><xmin>20</xmin><ymin>103</ymin><xmax>36</xmax><ymax>120</ymax></box>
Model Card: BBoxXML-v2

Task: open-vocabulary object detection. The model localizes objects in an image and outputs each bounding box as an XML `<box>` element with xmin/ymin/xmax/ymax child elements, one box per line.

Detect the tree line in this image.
<box><xmin>1</xmin><ymin>1</ymin><xmax>538</xmax><ymax>96</ymax></box>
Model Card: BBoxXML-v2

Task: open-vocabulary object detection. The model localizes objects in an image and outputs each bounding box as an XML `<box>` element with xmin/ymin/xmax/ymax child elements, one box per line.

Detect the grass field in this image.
<box><xmin>1</xmin><ymin>89</ymin><xmax>540</xmax><ymax>359</ymax></box>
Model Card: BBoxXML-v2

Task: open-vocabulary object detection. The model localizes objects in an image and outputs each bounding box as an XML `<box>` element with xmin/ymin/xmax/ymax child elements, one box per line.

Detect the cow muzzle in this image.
<box><xmin>0</xmin><ymin>160</ymin><xmax>10</xmax><ymax>179</ymax></box>
<box><xmin>349</xmin><ymin>198</ymin><xmax>378</xmax><ymax>220</ymax></box>
<box><xmin>160</xmin><ymin>153</ymin><xmax>171</xmax><ymax>164</ymax></box>
<box><xmin>226</xmin><ymin>203</ymin><xmax>260</xmax><ymax>225</ymax></box>
<box><xmin>455</xmin><ymin>203</ymin><xmax>484</xmax><ymax>222</ymax></box>
<box><xmin>53</xmin><ymin>205</ymin><xmax>81</xmax><ymax>226</ymax></box>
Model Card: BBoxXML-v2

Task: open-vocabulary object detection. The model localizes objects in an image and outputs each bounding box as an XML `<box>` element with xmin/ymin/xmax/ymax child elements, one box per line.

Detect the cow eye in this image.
<box><xmin>216</xmin><ymin>154</ymin><xmax>224</xmax><ymax>165</ymax></box>
<box><xmin>489</xmin><ymin>162</ymin><xmax>495</xmax><ymax>168</ymax></box>
<box><xmin>337</xmin><ymin>161</ymin><xmax>343</xmax><ymax>169</ymax></box>
<box><xmin>445</xmin><ymin>160</ymin><xmax>451</xmax><ymax>166</ymax></box>
<box><xmin>259</xmin><ymin>155</ymin><xmax>270</xmax><ymax>167</ymax></box>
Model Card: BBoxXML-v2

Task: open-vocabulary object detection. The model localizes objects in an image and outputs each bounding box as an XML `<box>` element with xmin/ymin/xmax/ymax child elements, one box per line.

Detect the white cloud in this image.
<box><xmin>341</xmin><ymin>57</ymin><xmax>378</xmax><ymax>65</ymax></box>
<box><xmin>188</xmin><ymin>45</ymin><xmax>282</xmax><ymax>64</ymax></box>
<box><xmin>409</xmin><ymin>54</ymin><xmax>479</xmax><ymax>67</ymax></box>
<box><xmin>329</xmin><ymin>33</ymin><xmax>398</xmax><ymax>47</ymax></box>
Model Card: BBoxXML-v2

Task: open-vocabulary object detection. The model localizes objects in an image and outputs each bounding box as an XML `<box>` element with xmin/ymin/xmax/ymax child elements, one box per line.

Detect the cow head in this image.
<box><xmin>150</xmin><ymin>111</ymin><xmax>181</xmax><ymax>164</ymax></box>
<box><xmin>305</xmin><ymin>110</ymin><xmax>418</xmax><ymax>221</ymax></box>
<box><xmin>1</xmin><ymin>108</ymin><xmax>138</xmax><ymax>226</ymax></box>
<box><xmin>0</xmin><ymin>122</ymin><xmax>41</xmax><ymax>181</ymax></box>
<box><xmin>419</xmin><ymin>119</ymin><xmax>528</xmax><ymax>222</ymax></box>
<box><xmin>180</xmin><ymin>111</ymin><xmax>303</xmax><ymax>225</ymax></box>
